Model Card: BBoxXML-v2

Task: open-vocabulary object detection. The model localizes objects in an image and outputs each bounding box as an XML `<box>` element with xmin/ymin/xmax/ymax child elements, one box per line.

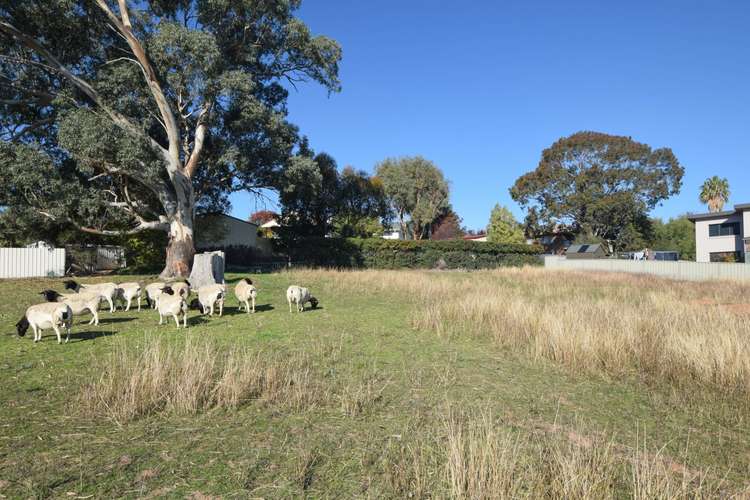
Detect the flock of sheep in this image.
<box><xmin>14</xmin><ymin>278</ymin><xmax>319</xmax><ymax>344</ymax></box>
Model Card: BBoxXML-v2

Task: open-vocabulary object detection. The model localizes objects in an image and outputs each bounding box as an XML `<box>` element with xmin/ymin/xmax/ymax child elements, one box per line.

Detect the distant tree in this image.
<box><xmin>249</xmin><ymin>210</ymin><xmax>279</xmax><ymax>226</ymax></box>
<box><xmin>486</xmin><ymin>204</ymin><xmax>525</xmax><ymax>244</ymax></box>
<box><xmin>332</xmin><ymin>167</ymin><xmax>390</xmax><ymax>237</ymax></box>
<box><xmin>431</xmin><ymin>208</ymin><xmax>464</xmax><ymax>240</ymax></box>
<box><xmin>650</xmin><ymin>216</ymin><xmax>695</xmax><ymax>260</ymax></box>
<box><xmin>376</xmin><ymin>156</ymin><xmax>449</xmax><ymax>240</ymax></box>
<box><xmin>699</xmin><ymin>176</ymin><xmax>730</xmax><ymax>213</ymax></box>
<box><xmin>279</xmin><ymin>150</ymin><xmax>340</xmax><ymax>237</ymax></box>
<box><xmin>510</xmin><ymin>131</ymin><xmax>683</xmax><ymax>252</ymax></box>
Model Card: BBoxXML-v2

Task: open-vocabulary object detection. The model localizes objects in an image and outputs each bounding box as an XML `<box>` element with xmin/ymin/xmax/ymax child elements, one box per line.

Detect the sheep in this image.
<box><xmin>169</xmin><ymin>280</ymin><xmax>191</xmax><ymax>299</ymax></box>
<box><xmin>115</xmin><ymin>282</ymin><xmax>142</xmax><ymax>311</ymax></box>
<box><xmin>194</xmin><ymin>283</ymin><xmax>226</xmax><ymax>316</ymax></box>
<box><xmin>64</xmin><ymin>280</ymin><xmax>117</xmax><ymax>313</ymax></box>
<box><xmin>39</xmin><ymin>289</ymin><xmax>101</xmax><ymax>326</ymax></box>
<box><xmin>144</xmin><ymin>282</ymin><xmax>165</xmax><ymax>309</ymax></box>
<box><xmin>16</xmin><ymin>302</ymin><xmax>73</xmax><ymax>344</ymax></box>
<box><xmin>156</xmin><ymin>285</ymin><xmax>188</xmax><ymax>328</ymax></box>
<box><xmin>286</xmin><ymin>285</ymin><xmax>319</xmax><ymax>313</ymax></box>
<box><xmin>234</xmin><ymin>278</ymin><xmax>257</xmax><ymax>314</ymax></box>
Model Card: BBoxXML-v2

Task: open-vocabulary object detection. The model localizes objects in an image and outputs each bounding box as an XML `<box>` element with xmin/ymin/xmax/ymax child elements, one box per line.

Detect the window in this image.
<box><xmin>709</xmin><ymin>251</ymin><xmax>742</xmax><ymax>263</ymax></box>
<box><xmin>708</xmin><ymin>222</ymin><xmax>740</xmax><ymax>237</ymax></box>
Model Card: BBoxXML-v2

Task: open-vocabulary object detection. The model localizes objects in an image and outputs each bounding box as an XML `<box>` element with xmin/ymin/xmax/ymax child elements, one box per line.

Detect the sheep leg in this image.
<box><xmin>182</xmin><ymin>311</ymin><xmax>187</xmax><ymax>328</ymax></box>
<box><xmin>137</xmin><ymin>295</ymin><xmax>141</xmax><ymax>311</ymax></box>
<box><xmin>173</xmin><ymin>313</ymin><xmax>180</xmax><ymax>328</ymax></box>
<box><xmin>125</xmin><ymin>296</ymin><xmax>131</xmax><ymax>312</ymax></box>
<box><xmin>159</xmin><ymin>313</ymin><xmax>164</xmax><ymax>325</ymax></box>
<box><xmin>53</xmin><ymin>325</ymin><xmax>61</xmax><ymax>344</ymax></box>
<box><xmin>288</xmin><ymin>299</ymin><xmax>292</xmax><ymax>313</ymax></box>
<box><xmin>219</xmin><ymin>300</ymin><xmax>223</xmax><ymax>317</ymax></box>
<box><xmin>32</xmin><ymin>324</ymin><xmax>40</xmax><ymax>342</ymax></box>
<box><xmin>251</xmin><ymin>296</ymin><xmax>255</xmax><ymax>314</ymax></box>
<box><xmin>106</xmin><ymin>296</ymin><xmax>115</xmax><ymax>313</ymax></box>
<box><xmin>65</xmin><ymin>324</ymin><xmax>71</xmax><ymax>344</ymax></box>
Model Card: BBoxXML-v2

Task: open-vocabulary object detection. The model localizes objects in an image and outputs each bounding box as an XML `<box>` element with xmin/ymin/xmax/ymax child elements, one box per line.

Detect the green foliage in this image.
<box><xmin>486</xmin><ymin>204</ymin><xmax>525</xmax><ymax>244</ymax></box>
<box><xmin>119</xmin><ymin>231</ymin><xmax>168</xmax><ymax>274</ymax></box>
<box><xmin>650</xmin><ymin>216</ymin><xmax>696</xmax><ymax>260</ymax></box>
<box><xmin>510</xmin><ymin>131</ymin><xmax>683</xmax><ymax>249</ymax></box>
<box><xmin>280</xmin><ymin>238</ymin><xmax>542</xmax><ymax>269</ymax></box>
<box><xmin>430</xmin><ymin>208</ymin><xmax>464</xmax><ymax>240</ymax></box>
<box><xmin>699</xmin><ymin>176</ymin><xmax>730</xmax><ymax>213</ymax></box>
<box><xmin>376</xmin><ymin>157</ymin><xmax>449</xmax><ymax>240</ymax></box>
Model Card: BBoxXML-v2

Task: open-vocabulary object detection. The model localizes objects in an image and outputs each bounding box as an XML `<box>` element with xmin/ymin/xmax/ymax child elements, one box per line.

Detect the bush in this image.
<box><xmin>280</xmin><ymin>238</ymin><xmax>542</xmax><ymax>269</ymax></box>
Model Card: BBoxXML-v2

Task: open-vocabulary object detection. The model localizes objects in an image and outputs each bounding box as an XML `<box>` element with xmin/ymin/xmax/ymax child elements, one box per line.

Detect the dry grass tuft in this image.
<box><xmin>78</xmin><ymin>335</ymin><xmax>323</xmax><ymax>422</ymax></box>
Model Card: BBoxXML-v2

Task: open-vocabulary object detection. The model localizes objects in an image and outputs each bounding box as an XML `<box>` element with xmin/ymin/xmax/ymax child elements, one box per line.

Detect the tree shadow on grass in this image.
<box><xmin>97</xmin><ymin>316</ymin><xmax>137</xmax><ymax>324</ymax></box>
<box><xmin>68</xmin><ymin>330</ymin><xmax>118</xmax><ymax>342</ymax></box>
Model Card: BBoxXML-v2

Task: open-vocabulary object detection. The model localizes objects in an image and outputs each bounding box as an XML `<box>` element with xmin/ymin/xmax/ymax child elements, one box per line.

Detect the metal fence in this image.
<box><xmin>0</xmin><ymin>247</ymin><xmax>66</xmax><ymax>278</ymax></box>
<box><xmin>544</xmin><ymin>255</ymin><xmax>750</xmax><ymax>282</ymax></box>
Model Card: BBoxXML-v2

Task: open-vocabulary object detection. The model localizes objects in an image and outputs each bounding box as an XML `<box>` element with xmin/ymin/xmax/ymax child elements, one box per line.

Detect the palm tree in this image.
<box><xmin>699</xmin><ymin>176</ymin><xmax>730</xmax><ymax>212</ymax></box>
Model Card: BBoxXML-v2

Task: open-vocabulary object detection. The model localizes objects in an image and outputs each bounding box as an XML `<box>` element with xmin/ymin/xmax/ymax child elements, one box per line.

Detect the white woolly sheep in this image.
<box><xmin>286</xmin><ymin>285</ymin><xmax>319</xmax><ymax>313</ymax></box>
<box><xmin>156</xmin><ymin>285</ymin><xmax>188</xmax><ymax>328</ymax></box>
<box><xmin>16</xmin><ymin>302</ymin><xmax>73</xmax><ymax>344</ymax></box>
<box><xmin>193</xmin><ymin>284</ymin><xmax>225</xmax><ymax>316</ymax></box>
<box><xmin>170</xmin><ymin>280</ymin><xmax>191</xmax><ymax>299</ymax></box>
<box><xmin>234</xmin><ymin>278</ymin><xmax>257</xmax><ymax>314</ymax></box>
<box><xmin>145</xmin><ymin>282</ymin><xmax>165</xmax><ymax>309</ymax></box>
<box><xmin>64</xmin><ymin>280</ymin><xmax>117</xmax><ymax>313</ymax></box>
<box><xmin>116</xmin><ymin>282</ymin><xmax>142</xmax><ymax>311</ymax></box>
<box><xmin>39</xmin><ymin>289</ymin><xmax>101</xmax><ymax>326</ymax></box>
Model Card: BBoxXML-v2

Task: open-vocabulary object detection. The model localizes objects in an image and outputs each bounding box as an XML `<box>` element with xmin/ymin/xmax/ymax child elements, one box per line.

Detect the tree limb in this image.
<box><xmin>94</xmin><ymin>0</ymin><xmax>181</xmax><ymax>169</ymax></box>
<box><xmin>0</xmin><ymin>20</ymin><xmax>170</xmax><ymax>164</ymax></box>
<box><xmin>184</xmin><ymin>103</ymin><xmax>211</xmax><ymax>178</ymax></box>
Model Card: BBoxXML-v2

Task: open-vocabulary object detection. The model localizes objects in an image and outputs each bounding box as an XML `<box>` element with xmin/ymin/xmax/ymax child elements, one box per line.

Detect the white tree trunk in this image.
<box><xmin>189</xmin><ymin>251</ymin><xmax>225</xmax><ymax>289</ymax></box>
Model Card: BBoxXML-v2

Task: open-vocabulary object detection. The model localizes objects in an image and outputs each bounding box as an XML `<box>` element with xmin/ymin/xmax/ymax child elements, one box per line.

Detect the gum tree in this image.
<box><xmin>0</xmin><ymin>0</ymin><xmax>340</xmax><ymax>277</ymax></box>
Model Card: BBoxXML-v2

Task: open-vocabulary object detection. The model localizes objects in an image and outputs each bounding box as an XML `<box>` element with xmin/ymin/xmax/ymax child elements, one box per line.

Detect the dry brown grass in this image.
<box><xmin>78</xmin><ymin>335</ymin><xmax>323</xmax><ymax>422</ymax></box>
<box><xmin>316</xmin><ymin>267</ymin><xmax>750</xmax><ymax>398</ymax></box>
<box><xmin>382</xmin><ymin>408</ymin><xmax>733</xmax><ymax>499</ymax></box>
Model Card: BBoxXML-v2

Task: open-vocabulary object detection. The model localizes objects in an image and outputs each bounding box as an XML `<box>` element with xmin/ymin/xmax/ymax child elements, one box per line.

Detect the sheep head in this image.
<box><xmin>15</xmin><ymin>317</ymin><xmax>29</xmax><ymax>337</ymax></box>
<box><xmin>39</xmin><ymin>290</ymin><xmax>61</xmax><ymax>302</ymax></box>
<box><xmin>63</xmin><ymin>280</ymin><xmax>79</xmax><ymax>291</ymax></box>
<box><xmin>309</xmin><ymin>297</ymin><xmax>319</xmax><ymax>309</ymax></box>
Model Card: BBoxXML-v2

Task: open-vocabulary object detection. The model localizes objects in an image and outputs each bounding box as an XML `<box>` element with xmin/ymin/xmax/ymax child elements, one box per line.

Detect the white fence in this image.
<box><xmin>544</xmin><ymin>256</ymin><xmax>750</xmax><ymax>282</ymax></box>
<box><xmin>0</xmin><ymin>247</ymin><xmax>66</xmax><ymax>279</ymax></box>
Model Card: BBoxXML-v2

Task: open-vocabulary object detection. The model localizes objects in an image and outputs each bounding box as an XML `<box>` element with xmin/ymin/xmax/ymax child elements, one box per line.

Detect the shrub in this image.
<box><xmin>281</xmin><ymin>238</ymin><xmax>542</xmax><ymax>269</ymax></box>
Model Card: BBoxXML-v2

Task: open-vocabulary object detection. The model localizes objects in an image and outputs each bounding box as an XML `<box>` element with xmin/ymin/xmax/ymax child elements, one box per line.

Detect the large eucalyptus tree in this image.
<box><xmin>0</xmin><ymin>0</ymin><xmax>340</xmax><ymax>277</ymax></box>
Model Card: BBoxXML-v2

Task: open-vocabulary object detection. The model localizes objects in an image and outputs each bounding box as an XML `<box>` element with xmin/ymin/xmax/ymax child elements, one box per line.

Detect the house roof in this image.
<box><xmin>197</xmin><ymin>212</ymin><xmax>259</xmax><ymax>227</ymax></box>
<box><xmin>567</xmin><ymin>243</ymin><xmax>605</xmax><ymax>254</ymax></box>
<box><xmin>686</xmin><ymin>203</ymin><xmax>750</xmax><ymax>222</ymax></box>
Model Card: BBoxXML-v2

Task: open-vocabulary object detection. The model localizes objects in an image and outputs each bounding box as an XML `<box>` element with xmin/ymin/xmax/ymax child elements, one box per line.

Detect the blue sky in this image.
<box><xmin>230</xmin><ymin>0</ymin><xmax>750</xmax><ymax>230</ymax></box>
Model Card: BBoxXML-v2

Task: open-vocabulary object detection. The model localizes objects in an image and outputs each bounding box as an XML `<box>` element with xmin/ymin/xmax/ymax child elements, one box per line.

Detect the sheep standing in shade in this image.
<box><xmin>16</xmin><ymin>302</ymin><xmax>73</xmax><ymax>344</ymax></box>
<box><xmin>234</xmin><ymin>278</ymin><xmax>257</xmax><ymax>314</ymax></box>
<box><xmin>286</xmin><ymin>285</ymin><xmax>319</xmax><ymax>313</ymax></box>
<box><xmin>156</xmin><ymin>286</ymin><xmax>189</xmax><ymax>328</ymax></box>
<box><xmin>115</xmin><ymin>282</ymin><xmax>143</xmax><ymax>311</ymax></box>
<box><xmin>193</xmin><ymin>284</ymin><xmax>226</xmax><ymax>316</ymax></box>
<box><xmin>145</xmin><ymin>282</ymin><xmax>165</xmax><ymax>309</ymax></box>
<box><xmin>64</xmin><ymin>280</ymin><xmax>118</xmax><ymax>313</ymax></box>
<box><xmin>39</xmin><ymin>289</ymin><xmax>101</xmax><ymax>326</ymax></box>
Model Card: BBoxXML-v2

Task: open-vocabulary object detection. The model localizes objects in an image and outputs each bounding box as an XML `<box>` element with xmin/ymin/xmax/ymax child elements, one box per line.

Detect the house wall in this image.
<box><xmin>195</xmin><ymin>215</ymin><xmax>259</xmax><ymax>249</ymax></box>
<box><xmin>693</xmin><ymin>213</ymin><xmax>744</xmax><ymax>263</ymax></box>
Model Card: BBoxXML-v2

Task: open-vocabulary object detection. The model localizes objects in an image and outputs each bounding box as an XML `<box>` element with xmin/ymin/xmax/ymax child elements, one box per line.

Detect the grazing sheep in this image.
<box><xmin>156</xmin><ymin>286</ymin><xmax>188</xmax><ymax>328</ymax></box>
<box><xmin>170</xmin><ymin>280</ymin><xmax>191</xmax><ymax>299</ymax></box>
<box><xmin>64</xmin><ymin>280</ymin><xmax>117</xmax><ymax>313</ymax></box>
<box><xmin>16</xmin><ymin>302</ymin><xmax>73</xmax><ymax>344</ymax></box>
<box><xmin>39</xmin><ymin>289</ymin><xmax>101</xmax><ymax>326</ymax></box>
<box><xmin>195</xmin><ymin>284</ymin><xmax>226</xmax><ymax>316</ymax></box>
<box><xmin>234</xmin><ymin>278</ymin><xmax>257</xmax><ymax>314</ymax></box>
<box><xmin>286</xmin><ymin>285</ymin><xmax>319</xmax><ymax>313</ymax></box>
<box><xmin>116</xmin><ymin>282</ymin><xmax>142</xmax><ymax>311</ymax></box>
<box><xmin>144</xmin><ymin>282</ymin><xmax>165</xmax><ymax>309</ymax></box>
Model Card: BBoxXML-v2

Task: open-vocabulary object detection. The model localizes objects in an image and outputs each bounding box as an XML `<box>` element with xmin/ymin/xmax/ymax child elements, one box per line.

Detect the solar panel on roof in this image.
<box><xmin>579</xmin><ymin>244</ymin><xmax>589</xmax><ymax>252</ymax></box>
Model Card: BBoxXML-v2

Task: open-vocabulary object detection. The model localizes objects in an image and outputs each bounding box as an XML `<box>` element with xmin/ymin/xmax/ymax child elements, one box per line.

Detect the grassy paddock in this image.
<box><xmin>0</xmin><ymin>268</ymin><xmax>749</xmax><ymax>497</ymax></box>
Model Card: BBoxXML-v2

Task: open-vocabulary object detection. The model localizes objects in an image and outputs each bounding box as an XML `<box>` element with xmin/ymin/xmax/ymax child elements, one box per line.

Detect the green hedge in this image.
<box><xmin>280</xmin><ymin>238</ymin><xmax>542</xmax><ymax>269</ymax></box>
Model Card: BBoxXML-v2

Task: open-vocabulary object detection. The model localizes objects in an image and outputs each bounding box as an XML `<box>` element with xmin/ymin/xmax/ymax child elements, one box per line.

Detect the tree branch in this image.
<box><xmin>94</xmin><ymin>0</ymin><xmax>181</xmax><ymax>169</ymax></box>
<box><xmin>0</xmin><ymin>20</ymin><xmax>170</xmax><ymax>164</ymax></box>
<box><xmin>184</xmin><ymin>103</ymin><xmax>211</xmax><ymax>178</ymax></box>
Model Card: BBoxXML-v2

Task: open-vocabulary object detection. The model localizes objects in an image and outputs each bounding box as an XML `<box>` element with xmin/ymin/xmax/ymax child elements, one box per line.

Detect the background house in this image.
<box><xmin>195</xmin><ymin>213</ymin><xmax>274</xmax><ymax>260</ymax></box>
<box><xmin>688</xmin><ymin>204</ymin><xmax>750</xmax><ymax>263</ymax></box>
<box><xmin>565</xmin><ymin>243</ymin><xmax>608</xmax><ymax>259</ymax></box>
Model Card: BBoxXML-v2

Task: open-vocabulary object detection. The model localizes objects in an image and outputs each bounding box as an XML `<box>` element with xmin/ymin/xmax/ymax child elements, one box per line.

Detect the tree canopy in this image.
<box><xmin>430</xmin><ymin>208</ymin><xmax>464</xmax><ymax>240</ymax></box>
<box><xmin>510</xmin><ymin>131</ymin><xmax>683</xmax><ymax>251</ymax></box>
<box><xmin>0</xmin><ymin>0</ymin><xmax>341</xmax><ymax>276</ymax></box>
<box><xmin>486</xmin><ymin>204</ymin><xmax>525</xmax><ymax>244</ymax></box>
<box><xmin>375</xmin><ymin>156</ymin><xmax>449</xmax><ymax>240</ymax></box>
<box><xmin>699</xmin><ymin>176</ymin><xmax>730</xmax><ymax>213</ymax></box>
